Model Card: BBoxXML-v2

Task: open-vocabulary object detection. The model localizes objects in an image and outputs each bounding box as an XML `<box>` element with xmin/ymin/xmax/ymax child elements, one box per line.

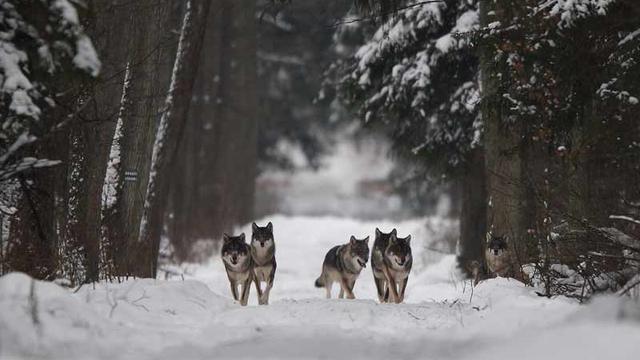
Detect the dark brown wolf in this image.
<box><xmin>371</xmin><ymin>228</ymin><xmax>412</xmax><ymax>303</ymax></box>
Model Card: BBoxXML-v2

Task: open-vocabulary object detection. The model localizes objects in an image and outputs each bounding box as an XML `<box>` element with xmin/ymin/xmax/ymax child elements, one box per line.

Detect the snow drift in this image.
<box><xmin>1</xmin><ymin>215</ymin><xmax>639</xmax><ymax>359</ymax></box>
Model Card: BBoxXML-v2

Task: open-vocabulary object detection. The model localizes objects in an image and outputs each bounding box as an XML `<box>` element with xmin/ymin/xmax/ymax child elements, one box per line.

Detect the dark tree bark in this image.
<box><xmin>60</xmin><ymin>0</ymin><xmax>134</xmax><ymax>284</ymax></box>
<box><xmin>7</xmin><ymin>137</ymin><xmax>68</xmax><ymax>280</ymax></box>
<box><xmin>168</xmin><ymin>0</ymin><xmax>258</xmax><ymax>261</ymax></box>
<box><xmin>203</xmin><ymin>0</ymin><xmax>258</xmax><ymax>237</ymax></box>
<box><xmin>106</xmin><ymin>0</ymin><xmax>180</xmax><ymax>276</ymax></box>
<box><xmin>480</xmin><ymin>0</ymin><xmax>533</xmax><ymax>280</ymax></box>
<box><xmin>137</xmin><ymin>0</ymin><xmax>213</xmax><ymax>278</ymax></box>
<box><xmin>457</xmin><ymin>148</ymin><xmax>487</xmax><ymax>276</ymax></box>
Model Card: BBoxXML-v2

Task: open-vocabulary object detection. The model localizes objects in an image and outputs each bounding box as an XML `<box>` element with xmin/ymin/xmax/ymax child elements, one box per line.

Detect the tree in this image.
<box><xmin>167</xmin><ymin>0</ymin><xmax>259</xmax><ymax>262</ymax></box>
<box><xmin>137</xmin><ymin>0</ymin><xmax>213</xmax><ymax>277</ymax></box>
<box><xmin>103</xmin><ymin>0</ymin><xmax>183</xmax><ymax>276</ymax></box>
<box><xmin>333</xmin><ymin>0</ymin><xmax>485</xmax><ymax>273</ymax></box>
<box><xmin>1</xmin><ymin>0</ymin><xmax>100</xmax><ymax>279</ymax></box>
<box><xmin>256</xmin><ymin>0</ymin><xmax>351</xmax><ymax>170</ymax></box>
<box><xmin>479</xmin><ymin>0</ymin><xmax>640</xmax><ymax>290</ymax></box>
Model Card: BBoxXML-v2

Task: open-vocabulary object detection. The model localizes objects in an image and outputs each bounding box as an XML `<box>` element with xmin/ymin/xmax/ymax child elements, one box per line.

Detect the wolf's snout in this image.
<box><xmin>493</xmin><ymin>249</ymin><xmax>499</xmax><ymax>255</ymax></box>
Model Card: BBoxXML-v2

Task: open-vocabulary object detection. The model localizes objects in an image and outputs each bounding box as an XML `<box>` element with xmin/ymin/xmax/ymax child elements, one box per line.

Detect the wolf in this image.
<box><xmin>485</xmin><ymin>233</ymin><xmax>511</xmax><ymax>277</ymax></box>
<box><xmin>314</xmin><ymin>236</ymin><xmax>369</xmax><ymax>299</ymax></box>
<box><xmin>221</xmin><ymin>233</ymin><xmax>253</xmax><ymax>306</ymax></box>
<box><xmin>250</xmin><ymin>222</ymin><xmax>276</xmax><ymax>305</ymax></box>
<box><xmin>371</xmin><ymin>228</ymin><xmax>412</xmax><ymax>303</ymax></box>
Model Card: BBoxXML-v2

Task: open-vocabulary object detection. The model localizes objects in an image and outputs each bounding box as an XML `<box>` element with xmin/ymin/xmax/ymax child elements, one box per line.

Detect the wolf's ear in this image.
<box><xmin>350</xmin><ymin>235</ymin><xmax>356</xmax><ymax>245</ymax></box>
<box><xmin>391</xmin><ymin>228</ymin><xmax>397</xmax><ymax>236</ymax></box>
<box><xmin>485</xmin><ymin>232</ymin><xmax>492</xmax><ymax>243</ymax></box>
<box><xmin>239</xmin><ymin>233</ymin><xmax>246</xmax><ymax>242</ymax></box>
<box><xmin>252</xmin><ymin>222</ymin><xmax>259</xmax><ymax>233</ymax></box>
<box><xmin>363</xmin><ymin>236</ymin><xmax>369</xmax><ymax>245</ymax></box>
<box><xmin>389</xmin><ymin>232</ymin><xmax>397</xmax><ymax>243</ymax></box>
<box><xmin>223</xmin><ymin>233</ymin><xmax>231</xmax><ymax>244</ymax></box>
<box><xmin>266</xmin><ymin>222</ymin><xmax>273</xmax><ymax>232</ymax></box>
<box><xmin>405</xmin><ymin>235</ymin><xmax>411</xmax><ymax>245</ymax></box>
<box><xmin>375</xmin><ymin>228</ymin><xmax>382</xmax><ymax>237</ymax></box>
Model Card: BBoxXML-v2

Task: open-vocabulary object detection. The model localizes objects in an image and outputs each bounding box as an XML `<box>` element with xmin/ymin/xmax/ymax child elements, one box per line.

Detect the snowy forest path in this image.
<box><xmin>1</xmin><ymin>216</ymin><xmax>639</xmax><ymax>360</ymax></box>
<box><xmin>157</xmin><ymin>215</ymin><xmax>632</xmax><ymax>360</ymax></box>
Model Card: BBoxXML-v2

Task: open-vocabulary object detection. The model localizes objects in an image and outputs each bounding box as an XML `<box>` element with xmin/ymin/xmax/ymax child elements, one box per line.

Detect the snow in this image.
<box><xmin>2</xmin><ymin>215</ymin><xmax>639</xmax><ymax>359</ymax></box>
<box><xmin>0</xmin><ymin>41</ymin><xmax>40</xmax><ymax>118</ymax></box>
<box><xmin>435</xmin><ymin>10</ymin><xmax>479</xmax><ymax>53</ymax></box>
<box><xmin>618</xmin><ymin>28</ymin><xmax>640</xmax><ymax>47</ymax></box>
<box><xmin>102</xmin><ymin>62</ymin><xmax>131</xmax><ymax>210</ymax></box>
<box><xmin>73</xmin><ymin>35</ymin><xmax>101</xmax><ymax>77</ymax></box>
<box><xmin>546</xmin><ymin>0</ymin><xmax>617</xmax><ymax>27</ymax></box>
<box><xmin>51</xmin><ymin>0</ymin><xmax>80</xmax><ymax>25</ymax></box>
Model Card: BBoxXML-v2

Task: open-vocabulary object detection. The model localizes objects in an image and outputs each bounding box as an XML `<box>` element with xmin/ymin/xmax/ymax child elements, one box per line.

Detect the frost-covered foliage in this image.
<box><xmin>489</xmin><ymin>0</ymin><xmax>640</xmax><ymax>186</ymax></box>
<box><xmin>544</xmin><ymin>0</ymin><xmax>617</xmax><ymax>27</ymax></box>
<box><xmin>486</xmin><ymin>0</ymin><xmax>640</xmax><ymax>297</ymax></box>
<box><xmin>0</xmin><ymin>0</ymin><xmax>100</xmax><ymax>280</ymax></box>
<box><xmin>335</xmin><ymin>0</ymin><xmax>480</xmax><ymax>174</ymax></box>
<box><xmin>490</xmin><ymin>0</ymin><xmax>639</xmax><ymax>125</ymax></box>
<box><xmin>0</xmin><ymin>0</ymin><xmax>100</xmax><ymax>180</ymax></box>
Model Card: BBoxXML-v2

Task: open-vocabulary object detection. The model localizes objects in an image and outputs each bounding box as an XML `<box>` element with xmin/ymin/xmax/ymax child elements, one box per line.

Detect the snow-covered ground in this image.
<box><xmin>1</xmin><ymin>215</ymin><xmax>639</xmax><ymax>360</ymax></box>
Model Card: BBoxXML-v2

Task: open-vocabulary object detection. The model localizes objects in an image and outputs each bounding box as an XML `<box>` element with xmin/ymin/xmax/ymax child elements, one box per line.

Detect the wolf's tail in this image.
<box><xmin>314</xmin><ymin>276</ymin><xmax>325</xmax><ymax>288</ymax></box>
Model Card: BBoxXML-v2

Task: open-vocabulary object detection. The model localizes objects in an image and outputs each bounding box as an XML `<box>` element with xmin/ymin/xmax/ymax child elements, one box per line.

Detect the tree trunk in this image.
<box><xmin>203</xmin><ymin>0</ymin><xmax>258</xmax><ymax>237</ymax></box>
<box><xmin>106</xmin><ymin>0</ymin><xmax>178</xmax><ymax>276</ymax></box>
<box><xmin>59</xmin><ymin>0</ymin><xmax>134</xmax><ymax>284</ymax></box>
<box><xmin>457</xmin><ymin>148</ymin><xmax>487</xmax><ymax>276</ymax></box>
<box><xmin>480</xmin><ymin>0</ymin><xmax>533</xmax><ymax>280</ymax></box>
<box><xmin>137</xmin><ymin>0</ymin><xmax>213</xmax><ymax>278</ymax></box>
<box><xmin>170</xmin><ymin>0</ymin><xmax>258</xmax><ymax>260</ymax></box>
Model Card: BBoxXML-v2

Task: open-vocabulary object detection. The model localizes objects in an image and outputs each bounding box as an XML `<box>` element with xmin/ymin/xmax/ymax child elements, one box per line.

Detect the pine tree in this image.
<box><xmin>1</xmin><ymin>0</ymin><xmax>100</xmax><ymax>279</ymax></box>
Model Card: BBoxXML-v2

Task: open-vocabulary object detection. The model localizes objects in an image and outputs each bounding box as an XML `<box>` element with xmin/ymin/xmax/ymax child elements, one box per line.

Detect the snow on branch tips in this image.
<box><xmin>335</xmin><ymin>0</ymin><xmax>480</xmax><ymax>174</ymax></box>
<box><xmin>0</xmin><ymin>0</ymin><xmax>100</xmax><ymax>179</ymax></box>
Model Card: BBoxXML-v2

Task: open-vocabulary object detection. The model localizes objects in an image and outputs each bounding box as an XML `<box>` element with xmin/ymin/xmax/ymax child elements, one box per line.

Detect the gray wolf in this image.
<box><xmin>485</xmin><ymin>233</ymin><xmax>510</xmax><ymax>277</ymax></box>
<box><xmin>314</xmin><ymin>236</ymin><xmax>369</xmax><ymax>299</ymax></box>
<box><xmin>221</xmin><ymin>233</ymin><xmax>253</xmax><ymax>306</ymax></box>
<box><xmin>371</xmin><ymin>228</ymin><xmax>412</xmax><ymax>303</ymax></box>
<box><xmin>250</xmin><ymin>222</ymin><xmax>276</xmax><ymax>305</ymax></box>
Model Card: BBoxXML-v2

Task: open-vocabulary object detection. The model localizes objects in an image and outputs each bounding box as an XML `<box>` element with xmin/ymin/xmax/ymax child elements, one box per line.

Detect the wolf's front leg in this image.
<box><xmin>373</xmin><ymin>276</ymin><xmax>387</xmax><ymax>303</ymax></box>
<box><xmin>260</xmin><ymin>268</ymin><xmax>275</xmax><ymax>305</ymax></box>
<box><xmin>260</xmin><ymin>282</ymin><xmax>273</xmax><ymax>305</ymax></box>
<box><xmin>398</xmin><ymin>277</ymin><xmax>409</xmax><ymax>303</ymax></box>
<box><xmin>347</xmin><ymin>279</ymin><xmax>356</xmax><ymax>300</ymax></box>
<box><xmin>253</xmin><ymin>277</ymin><xmax>263</xmax><ymax>304</ymax></box>
<box><xmin>240</xmin><ymin>276</ymin><xmax>252</xmax><ymax>306</ymax></box>
<box><xmin>382</xmin><ymin>268</ymin><xmax>399</xmax><ymax>303</ymax></box>
<box><xmin>229</xmin><ymin>281</ymin><xmax>240</xmax><ymax>301</ymax></box>
<box><xmin>340</xmin><ymin>277</ymin><xmax>355</xmax><ymax>299</ymax></box>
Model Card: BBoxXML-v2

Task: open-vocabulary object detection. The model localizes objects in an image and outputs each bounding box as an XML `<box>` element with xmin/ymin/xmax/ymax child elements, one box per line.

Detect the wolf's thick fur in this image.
<box><xmin>485</xmin><ymin>233</ymin><xmax>511</xmax><ymax>277</ymax></box>
<box><xmin>251</xmin><ymin>222</ymin><xmax>277</xmax><ymax>305</ymax></box>
<box><xmin>221</xmin><ymin>233</ymin><xmax>253</xmax><ymax>306</ymax></box>
<box><xmin>315</xmin><ymin>236</ymin><xmax>369</xmax><ymax>299</ymax></box>
<box><xmin>372</xmin><ymin>228</ymin><xmax>412</xmax><ymax>303</ymax></box>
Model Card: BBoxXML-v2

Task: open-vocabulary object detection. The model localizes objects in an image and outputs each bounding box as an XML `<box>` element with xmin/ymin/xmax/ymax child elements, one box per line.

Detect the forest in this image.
<box><xmin>0</xmin><ymin>0</ymin><xmax>639</xmax><ymax>359</ymax></box>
